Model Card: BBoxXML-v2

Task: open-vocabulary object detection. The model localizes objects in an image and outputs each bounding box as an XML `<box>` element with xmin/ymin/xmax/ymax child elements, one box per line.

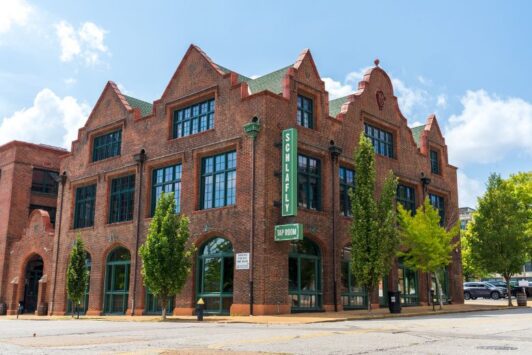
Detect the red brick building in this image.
<box><xmin>1</xmin><ymin>45</ymin><xmax>463</xmax><ymax>316</ymax></box>
<box><xmin>0</xmin><ymin>141</ymin><xmax>66</xmax><ymax>315</ymax></box>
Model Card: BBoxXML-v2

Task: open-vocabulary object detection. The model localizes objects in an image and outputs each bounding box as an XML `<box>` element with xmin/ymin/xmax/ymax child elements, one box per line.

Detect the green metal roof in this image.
<box><xmin>216</xmin><ymin>64</ymin><xmax>251</xmax><ymax>83</ymax></box>
<box><xmin>245</xmin><ymin>66</ymin><xmax>291</xmax><ymax>95</ymax></box>
<box><xmin>411</xmin><ymin>125</ymin><xmax>425</xmax><ymax>145</ymax></box>
<box><xmin>329</xmin><ymin>96</ymin><xmax>349</xmax><ymax>117</ymax></box>
<box><xmin>123</xmin><ymin>95</ymin><xmax>153</xmax><ymax>117</ymax></box>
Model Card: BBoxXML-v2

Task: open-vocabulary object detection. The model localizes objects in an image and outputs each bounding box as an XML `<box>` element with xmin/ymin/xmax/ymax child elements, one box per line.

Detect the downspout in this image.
<box><xmin>50</xmin><ymin>171</ymin><xmax>67</xmax><ymax>315</ymax></box>
<box><xmin>329</xmin><ymin>141</ymin><xmax>342</xmax><ymax>312</ymax></box>
<box><xmin>244</xmin><ymin>117</ymin><xmax>260</xmax><ymax>316</ymax></box>
<box><xmin>131</xmin><ymin>149</ymin><xmax>146</xmax><ymax>316</ymax></box>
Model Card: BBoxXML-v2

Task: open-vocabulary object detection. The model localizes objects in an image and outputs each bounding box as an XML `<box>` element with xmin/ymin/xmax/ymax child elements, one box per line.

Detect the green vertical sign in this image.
<box><xmin>282</xmin><ymin>128</ymin><xmax>297</xmax><ymax>216</ymax></box>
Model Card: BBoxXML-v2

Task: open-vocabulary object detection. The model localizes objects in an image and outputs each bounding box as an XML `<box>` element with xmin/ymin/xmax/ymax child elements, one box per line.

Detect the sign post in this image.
<box><xmin>281</xmin><ymin>128</ymin><xmax>297</xmax><ymax>217</ymax></box>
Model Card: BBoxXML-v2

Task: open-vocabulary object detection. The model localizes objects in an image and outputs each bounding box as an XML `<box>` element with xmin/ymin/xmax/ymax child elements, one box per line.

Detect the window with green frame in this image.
<box><xmin>297</xmin><ymin>95</ymin><xmax>314</xmax><ymax>128</ymax></box>
<box><xmin>151</xmin><ymin>164</ymin><xmax>182</xmax><ymax>215</ymax></box>
<box><xmin>379</xmin><ymin>276</ymin><xmax>389</xmax><ymax>307</ymax></box>
<box><xmin>298</xmin><ymin>154</ymin><xmax>321</xmax><ymax>210</ymax></box>
<box><xmin>73</xmin><ymin>184</ymin><xmax>96</xmax><ymax>229</ymax></box>
<box><xmin>67</xmin><ymin>254</ymin><xmax>91</xmax><ymax>315</ymax></box>
<box><xmin>288</xmin><ymin>238</ymin><xmax>322</xmax><ymax>311</ymax></box>
<box><xmin>173</xmin><ymin>99</ymin><xmax>215</xmax><ymax>138</ymax></box>
<box><xmin>144</xmin><ymin>289</ymin><xmax>175</xmax><ymax>315</ymax></box>
<box><xmin>109</xmin><ymin>175</ymin><xmax>135</xmax><ymax>223</ymax></box>
<box><xmin>104</xmin><ymin>247</ymin><xmax>130</xmax><ymax>314</ymax></box>
<box><xmin>429</xmin><ymin>193</ymin><xmax>445</xmax><ymax>226</ymax></box>
<box><xmin>92</xmin><ymin>129</ymin><xmax>122</xmax><ymax>162</ymax></box>
<box><xmin>339</xmin><ymin>167</ymin><xmax>355</xmax><ymax>216</ymax></box>
<box><xmin>341</xmin><ymin>246</ymin><xmax>367</xmax><ymax>309</ymax></box>
<box><xmin>398</xmin><ymin>260</ymin><xmax>419</xmax><ymax>306</ymax></box>
<box><xmin>200</xmin><ymin>151</ymin><xmax>236</xmax><ymax>210</ymax></box>
<box><xmin>196</xmin><ymin>237</ymin><xmax>234</xmax><ymax>315</ymax></box>
<box><xmin>397</xmin><ymin>184</ymin><xmax>416</xmax><ymax>215</ymax></box>
<box><xmin>364</xmin><ymin>123</ymin><xmax>394</xmax><ymax>158</ymax></box>
<box><xmin>430</xmin><ymin>150</ymin><xmax>440</xmax><ymax>174</ymax></box>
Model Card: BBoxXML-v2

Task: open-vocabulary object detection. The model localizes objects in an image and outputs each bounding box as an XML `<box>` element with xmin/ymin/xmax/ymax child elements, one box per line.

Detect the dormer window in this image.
<box><xmin>297</xmin><ymin>95</ymin><xmax>313</xmax><ymax>128</ymax></box>
<box><xmin>92</xmin><ymin>130</ymin><xmax>122</xmax><ymax>162</ymax></box>
<box><xmin>173</xmin><ymin>99</ymin><xmax>215</xmax><ymax>138</ymax></box>
<box><xmin>430</xmin><ymin>150</ymin><xmax>440</xmax><ymax>174</ymax></box>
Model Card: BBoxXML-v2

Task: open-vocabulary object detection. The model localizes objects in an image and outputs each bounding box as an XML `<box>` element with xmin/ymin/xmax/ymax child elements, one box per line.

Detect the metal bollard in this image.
<box><xmin>430</xmin><ymin>289</ymin><xmax>435</xmax><ymax>311</ymax></box>
<box><xmin>196</xmin><ymin>298</ymin><xmax>204</xmax><ymax>321</ymax></box>
<box><xmin>17</xmin><ymin>301</ymin><xmax>24</xmax><ymax>319</ymax></box>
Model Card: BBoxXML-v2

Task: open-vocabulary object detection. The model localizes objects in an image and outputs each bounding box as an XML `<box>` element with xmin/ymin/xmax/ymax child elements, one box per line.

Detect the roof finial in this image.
<box><xmin>374</xmin><ymin>58</ymin><xmax>380</xmax><ymax>67</ymax></box>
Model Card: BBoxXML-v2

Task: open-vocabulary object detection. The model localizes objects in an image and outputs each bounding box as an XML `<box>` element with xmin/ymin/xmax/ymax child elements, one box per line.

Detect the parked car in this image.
<box><xmin>463</xmin><ymin>282</ymin><xmax>508</xmax><ymax>300</ymax></box>
<box><xmin>488</xmin><ymin>280</ymin><xmax>518</xmax><ymax>296</ymax></box>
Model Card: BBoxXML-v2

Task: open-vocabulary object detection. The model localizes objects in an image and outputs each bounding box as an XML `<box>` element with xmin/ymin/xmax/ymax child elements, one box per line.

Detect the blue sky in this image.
<box><xmin>0</xmin><ymin>0</ymin><xmax>530</xmax><ymax>208</ymax></box>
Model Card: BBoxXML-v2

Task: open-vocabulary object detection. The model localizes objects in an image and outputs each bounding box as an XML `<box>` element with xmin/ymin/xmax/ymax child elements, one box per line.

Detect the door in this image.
<box><xmin>23</xmin><ymin>256</ymin><xmax>44</xmax><ymax>313</ymax></box>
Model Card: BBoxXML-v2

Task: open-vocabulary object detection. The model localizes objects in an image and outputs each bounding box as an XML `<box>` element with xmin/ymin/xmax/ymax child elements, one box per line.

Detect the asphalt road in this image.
<box><xmin>0</xmin><ymin>308</ymin><xmax>531</xmax><ymax>354</ymax></box>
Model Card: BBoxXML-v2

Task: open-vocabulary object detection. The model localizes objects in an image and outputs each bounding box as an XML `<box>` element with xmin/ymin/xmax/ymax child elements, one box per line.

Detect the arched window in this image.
<box><xmin>196</xmin><ymin>238</ymin><xmax>234</xmax><ymax>315</ymax></box>
<box><xmin>104</xmin><ymin>247</ymin><xmax>131</xmax><ymax>314</ymax></box>
<box><xmin>341</xmin><ymin>246</ymin><xmax>367</xmax><ymax>309</ymax></box>
<box><xmin>67</xmin><ymin>253</ymin><xmax>91</xmax><ymax>315</ymax></box>
<box><xmin>288</xmin><ymin>237</ymin><xmax>322</xmax><ymax>311</ymax></box>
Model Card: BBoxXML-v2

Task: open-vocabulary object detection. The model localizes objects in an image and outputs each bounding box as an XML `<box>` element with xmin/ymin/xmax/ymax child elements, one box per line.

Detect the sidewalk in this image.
<box><xmin>4</xmin><ymin>302</ymin><xmax>528</xmax><ymax>324</ymax></box>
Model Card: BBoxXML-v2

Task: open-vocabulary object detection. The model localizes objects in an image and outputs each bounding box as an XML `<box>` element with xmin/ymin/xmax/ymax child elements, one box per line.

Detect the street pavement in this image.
<box><xmin>0</xmin><ymin>308</ymin><xmax>531</xmax><ymax>354</ymax></box>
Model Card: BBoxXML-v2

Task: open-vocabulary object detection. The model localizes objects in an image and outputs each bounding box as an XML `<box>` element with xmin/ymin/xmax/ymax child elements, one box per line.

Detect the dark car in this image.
<box><xmin>463</xmin><ymin>282</ymin><xmax>508</xmax><ymax>300</ymax></box>
<box><xmin>488</xmin><ymin>280</ymin><xmax>517</xmax><ymax>296</ymax></box>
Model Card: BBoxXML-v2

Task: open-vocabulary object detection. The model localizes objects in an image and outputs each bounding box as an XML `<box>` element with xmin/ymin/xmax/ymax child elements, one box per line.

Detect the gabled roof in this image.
<box><xmin>245</xmin><ymin>66</ymin><xmax>291</xmax><ymax>95</ymax></box>
<box><xmin>329</xmin><ymin>96</ymin><xmax>349</xmax><ymax>117</ymax></box>
<box><xmin>123</xmin><ymin>95</ymin><xmax>153</xmax><ymax>117</ymax></box>
<box><xmin>410</xmin><ymin>125</ymin><xmax>426</xmax><ymax>145</ymax></box>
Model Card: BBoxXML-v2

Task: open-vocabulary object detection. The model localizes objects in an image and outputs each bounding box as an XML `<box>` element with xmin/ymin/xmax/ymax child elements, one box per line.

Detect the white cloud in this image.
<box><xmin>458</xmin><ymin>171</ymin><xmax>485</xmax><ymax>208</ymax></box>
<box><xmin>0</xmin><ymin>88</ymin><xmax>90</xmax><ymax>148</ymax></box>
<box><xmin>322</xmin><ymin>77</ymin><xmax>353</xmax><ymax>99</ymax></box>
<box><xmin>417</xmin><ymin>75</ymin><xmax>432</xmax><ymax>86</ymax></box>
<box><xmin>436</xmin><ymin>94</ymin><xmax>447</xmax><ymax>108</ymax></box>
<box><xmin>391</xmin><ymin>78</ymin><xmax>429</xmax><ymax>116</ymax></box>
<box><xmin>0</xmin><ymin>0</ymin><xmax>32</xmax><ymax>34</ymax></box>
<box><xmin>64</xmin><ymin>77</ymin><xmax>76</xmax><ymax>85</ymax></box>
<box><xmin>408</xmin><ymin>121</ymin><xmax>424</xmax><ymax>128</ymax></box>
<box><xmin>445</xmin><ymin>90</ymin><xmax>532</xmax><ymax>166</ymax></box>
<box><xmin>55</xmin><ymin>20</ymin><xmax>108</xmax><ymax>66</ymax></box>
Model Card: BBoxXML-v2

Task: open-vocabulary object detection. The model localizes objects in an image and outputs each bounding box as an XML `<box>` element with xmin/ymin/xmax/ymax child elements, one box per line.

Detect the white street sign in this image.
<box><xmin>235</xmin><ymin>253</ymin><xmax>250</xmax><ymax>270</ymax></box>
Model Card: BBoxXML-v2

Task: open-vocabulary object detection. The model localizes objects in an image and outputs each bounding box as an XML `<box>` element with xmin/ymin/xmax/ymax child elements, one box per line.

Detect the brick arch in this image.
<box><xmin>301</xmin><ymin>233</ymin><xmax>327</xmax><ymax>257</ymax></box>
<box><xmin>194</xmin><ymin>231</ymin><xmax>236</xmax><ymax>252</ymax></box>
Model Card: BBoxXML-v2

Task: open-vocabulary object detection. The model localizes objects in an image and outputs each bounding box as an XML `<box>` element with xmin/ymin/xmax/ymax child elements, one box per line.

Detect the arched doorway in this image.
<box><xmin>289</xmin><ymin>237</ymin><xmax>322</xmax><ymax>312</ymax></box>
<box><xmin>23</xmin><ymin>255</ymin><xmax>44</xmax><ymax>313</ymax></box>
<box><xmin>67</xmin><ymin>253</ymin><xmax>91</xmax><ymax>315</ymax></box>
<box><xmin>341</xmin><ymin>246</ymin><xmax>367</xmax><ymax>309</ymax></box>
<box><xmin>196</xmin><ymin>237</ymin><xmax>234</xmax><ymax>315</ymax></box>
<box><xmin>104</xmin><ymin>247</ymin><xmax>131</xmax><ymax>314</ymax></box>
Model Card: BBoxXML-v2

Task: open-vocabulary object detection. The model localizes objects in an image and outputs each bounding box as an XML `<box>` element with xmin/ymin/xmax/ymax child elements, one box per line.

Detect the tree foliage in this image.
<box><xmin>460</xmin><ymin>225</ymin><xmax>487</xmax><ymax>281</ymax></box>
<box><xmin>469</xmin><ymin>173</ymin><xmax>531</xmax><ymax>306</ymax></box>
<box><xmin>397</xmin><ymin>198</ymin><xmax>459</xmax><ymax>308</ymax></box>
<box><xmin>66</xmin><ymin>234</ymin><xmax>89</xmax><ymax>319</ymax></box>
<box><xmin>349</xmin><ymin>133</ymin><xmax>398</xmax><ymax>311</ymax></box>
<box><xmin>140</xmin><ymin>192</ymin><xmax>194</xmax><ymax>319</ymax></box>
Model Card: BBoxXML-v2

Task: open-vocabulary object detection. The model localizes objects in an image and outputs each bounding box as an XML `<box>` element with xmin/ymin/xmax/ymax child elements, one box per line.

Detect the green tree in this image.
<box><xmin>469</xmin><ymin>173</ymin><xmax>530</xmax><ymax>306</ymax></box>
<box><xmin>140</xmin><ymin>192</ymin><xmax>194</xmax><ymax>320</ymax></box>
<box><xmin>349</xmin><ymin>133</ymin><xmax>398</xmax><ymax>311</ymax></box>
<box><xmin>66</xmin><ymin>234</ymin><xmax>89</xmax><ymax>319</ymax></box>
<box><xmin>460</xmin><ymin>225</ymin><xmax>487</xmax><ymax>281</ymax></box>
<box><xmin>397</xmin><ymin>198</ymin><xmax>460</xmax><ymax>309</ymax></box>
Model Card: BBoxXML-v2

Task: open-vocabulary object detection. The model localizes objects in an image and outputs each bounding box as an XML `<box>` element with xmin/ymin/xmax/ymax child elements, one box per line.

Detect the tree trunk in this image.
<box><xmin>434</xmin><ymin>273</ymin><xmax>443</xmax><ymax>310</ymax></box>
<box><xmin>504</xmin><ymin>274</ymin><xmax>513</xmax><ymax>307</ymax></box>
<box><xmin>161</xmin><ymin>298</ymin><xmax>167</xmax><ymax>321</ymax></box>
